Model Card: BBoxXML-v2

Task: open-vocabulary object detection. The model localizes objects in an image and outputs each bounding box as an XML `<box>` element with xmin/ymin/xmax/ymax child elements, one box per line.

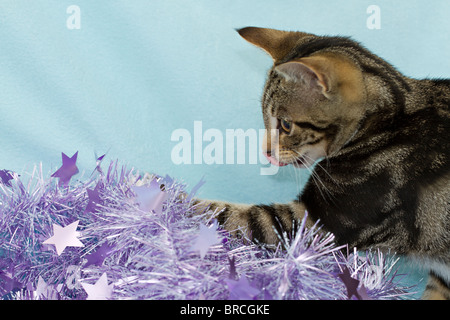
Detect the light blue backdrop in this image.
<box><xmin>1</xmin><ymin>0</ymin><xmax>449</xmax><ymax>296</ymax></box>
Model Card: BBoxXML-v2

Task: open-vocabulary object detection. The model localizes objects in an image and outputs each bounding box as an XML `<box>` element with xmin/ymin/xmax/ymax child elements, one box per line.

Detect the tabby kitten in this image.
<box><xmin>199</xmin><ymin>27</ymin><xmax>450</xmax><ymax>299</ymax></box>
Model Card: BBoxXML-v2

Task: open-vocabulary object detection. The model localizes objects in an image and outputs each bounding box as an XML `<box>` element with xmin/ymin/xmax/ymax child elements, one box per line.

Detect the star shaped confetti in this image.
<box><xmin>228</xmin><ymin>256</ymin><xmax>238</xmax><ymax>280</ymax></box>
<box><xmin>0</xmin><ymin>169</ymin><xmax>14</xmax><ymax>187</ymax></box>
<box><xmin>84</xmin><ymin>242</ymin><xmax>115</xmax><ymax>267</ymax></box>
<box><xmin>81</xmin><ymin>273</ymin><xmax>113</xmax><ymax>300</ymax></box>
<box><xmin>85</xmin><ymin>182</ymin><xmax>103</xmax><ymax>213</ymax></box>
<box><xmin>356</xmin><ymin>284</ymin><xmax>372</xmax><ymax>300</ymax></box>
<box><xmin>35</xmin><ymin>276</ymin><xmax>48</xmax><ymax>299</ymax></box>
<box><xmin>91</xmin><ymin>152</ymin><xmax>107</xmax><ymax>177</ymax></box>
<box><xmin>338</xmin><ymin>267</ymin><xmax>361</xmax><ymax>299</ymax></box>
<box><xmin>225</xmin><ymin>276</ymin><xmax>260</xmax><ymax>300</ymax></box>
<box><xmin>35</xmin><ymin>276</ymin><xmax>63</xmax><ymax>300</ymax></box>
<box><xmin>190</xmin><ymin>221</ymin><xmax>222</xmax><ymax>258</ymax></box>
<box><xmin>0</xmin><ymin>268</ymin><xmax>23</xmax><ymax>295</ymax></box>
<box><xmin>51</xmin><ymin>152</ymin><xmax>79</xmax><ymax>186</ymax></box>
<box><xmin>131</xmin><ymin>179</ymin><xmax>168</xmax><ymax>214</ymax></box>
<box><xmin>43</xmin><ymin>221</ymin><xmax>84</xmax><ymax>255</ymax></box>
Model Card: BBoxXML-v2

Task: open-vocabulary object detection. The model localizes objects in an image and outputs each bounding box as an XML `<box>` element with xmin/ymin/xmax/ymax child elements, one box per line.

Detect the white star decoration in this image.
<box><xmin>131</xmin><ymin>179</ymin><xmax>169</xmax><ymax>214</ymax></box>
<box><xmin>35</xmin><ymin>276</ymin><xmax>63</xmax><ymax>299</ymax></box>
<box><xmin>81</xmin><ymin>273</ymin><xmax>114</xmax><ymax>300</ymax></box>
<box><xmin>190</xmin><ymin>222</ymin><xmax>221</xmax><ymax>258</ymax></box>
<box><xmin>43</xmin><ymin>220</ymin><xmax>84</xmax><ymax>255</ymax></box>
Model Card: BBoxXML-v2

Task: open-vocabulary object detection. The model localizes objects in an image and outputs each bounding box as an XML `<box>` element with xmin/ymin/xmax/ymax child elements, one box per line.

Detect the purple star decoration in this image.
<box><xmin>338</xmin><ymin>266</ymin><xmax>372</xmax><ymax>300</ymax></box>
<box><xmin>225</xmin><ymin>276</ymin><xmax>260</xmax><ymax>300</ymax></box>
<box><xmin>51</xmin><ymin>152</ymin><xmax>79</xmax><ymax>186</ymax></box>
<box><xmin>84</xmin><ymin>243</ymin><xmax>115</xmax><ymax>267</ymax></box>
<box><xmin>228</xmin><ymin>256</ymin><xmax>238</xmax><ymax>280</ymax></box>
<box><xmin>91</xmin><ymin>153</ymin><xmax>106</xmax><ymax>176</ymax></box>
<box><xmin>0</xmin><ymin>169</ymin><xmax>14</xmax><ymax>187</ymax></box>
<box><xmin>85</xmin><ymin>182</ymin><xmax>102</xmax><ymax>213</ymax></box>
<box><xmin>0</xmin><ymin>267</ymin><xmax>23</xmax><ymax>296</ymax></box>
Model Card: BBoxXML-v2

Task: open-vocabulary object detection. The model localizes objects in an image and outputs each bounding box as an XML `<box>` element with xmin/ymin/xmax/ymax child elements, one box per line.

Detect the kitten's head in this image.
<box><xmin>238</xmin><ymin>27</ymin><xmax>367</xmax><ymax>168</ymax></box>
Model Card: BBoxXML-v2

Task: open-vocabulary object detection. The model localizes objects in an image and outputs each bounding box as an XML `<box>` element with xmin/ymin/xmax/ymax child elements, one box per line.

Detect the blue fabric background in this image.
<box><xmin>1</xmin><ymin>0</ymin><xmax>449</xmax><ymax>298</ymax></box>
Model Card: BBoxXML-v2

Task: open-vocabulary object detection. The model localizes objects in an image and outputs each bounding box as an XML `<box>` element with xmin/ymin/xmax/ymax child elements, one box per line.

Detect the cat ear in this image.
<box><xmin>237</xmin><ymin>27</ymin><xmax>311</xmax><ymax>62</ymax></box>
<box><xmin>274</xmin><ymin>56</ymin><xmax>337</xmax><ymax>98</ymax></box>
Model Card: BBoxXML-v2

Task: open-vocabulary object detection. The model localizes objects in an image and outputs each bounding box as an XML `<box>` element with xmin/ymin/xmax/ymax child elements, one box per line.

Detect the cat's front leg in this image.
<box><xmin>194</xmin><ymin>199</ymin><xmax>311</xmax><ymax>245</ymax></box>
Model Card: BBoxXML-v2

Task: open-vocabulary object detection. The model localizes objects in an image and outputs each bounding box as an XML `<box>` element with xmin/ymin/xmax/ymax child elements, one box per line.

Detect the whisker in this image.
<box><xmin>302</xmin><ymin>153</ymin><xmax>340</xmax><ymax>188</ymax></box>
<box><xmin>290</xmin><ymin>163</ymin><xmax>304</xmax><ymax>195</ymax></box>
<box><xmin>293</xmin><ymin>151</ymin><xmax>338</xmax><ymax>205</ymax></box>
<box><xmin>292</xmin><ymin>153</ymin><xmax>327</xmax><ymax>200</ymax></box>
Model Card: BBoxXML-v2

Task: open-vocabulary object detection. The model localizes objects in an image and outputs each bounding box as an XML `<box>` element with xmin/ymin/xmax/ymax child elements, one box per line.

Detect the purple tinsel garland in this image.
<box><xmin>0</xmin><ymin>154</ymin><xmax>415</xmax><ymax>300</ymax></box>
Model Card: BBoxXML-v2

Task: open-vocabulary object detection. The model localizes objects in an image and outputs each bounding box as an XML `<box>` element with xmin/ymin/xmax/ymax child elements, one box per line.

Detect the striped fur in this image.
<box><xmin>423</xmin><ymin>272</ymin><xmax>450</xmax><ymax>300</ymax></box>
<box><xmin>197</xmin><ymin>27</ymin><xmax>449</xmax><ymax>299</ymax></box>
<box><xmin>195</xmin><ymin>200</ymin><xmax>309</xmax><ymax>245</ymax></box>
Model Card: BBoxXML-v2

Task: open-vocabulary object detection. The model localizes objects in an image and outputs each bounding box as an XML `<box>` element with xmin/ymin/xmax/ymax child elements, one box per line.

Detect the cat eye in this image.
<box><xmin>280</xmin><ymin>119</ymin><xmax>292</xmax><ymax>134</ymax></box>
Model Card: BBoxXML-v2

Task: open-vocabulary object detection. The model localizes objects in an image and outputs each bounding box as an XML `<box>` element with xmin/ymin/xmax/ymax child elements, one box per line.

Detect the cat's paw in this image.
<box><xmin>189</xmin><ymin>198</ymin><xmax>213</xmax><ymax>215</ymax></box>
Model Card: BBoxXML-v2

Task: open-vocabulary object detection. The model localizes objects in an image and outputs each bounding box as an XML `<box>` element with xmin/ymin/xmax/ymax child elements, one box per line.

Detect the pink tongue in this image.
<box><xmin>264</xmin><ymin>153</ymin><xmax>288</xmax><ymax>167</ymax></box>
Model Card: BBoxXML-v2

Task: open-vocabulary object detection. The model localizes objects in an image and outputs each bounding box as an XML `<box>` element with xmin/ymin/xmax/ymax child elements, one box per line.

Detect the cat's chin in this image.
<box><xmin>264</xmin><ymin>152</ymin><xmax>308</xmax><ymax>168</ymax></box>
